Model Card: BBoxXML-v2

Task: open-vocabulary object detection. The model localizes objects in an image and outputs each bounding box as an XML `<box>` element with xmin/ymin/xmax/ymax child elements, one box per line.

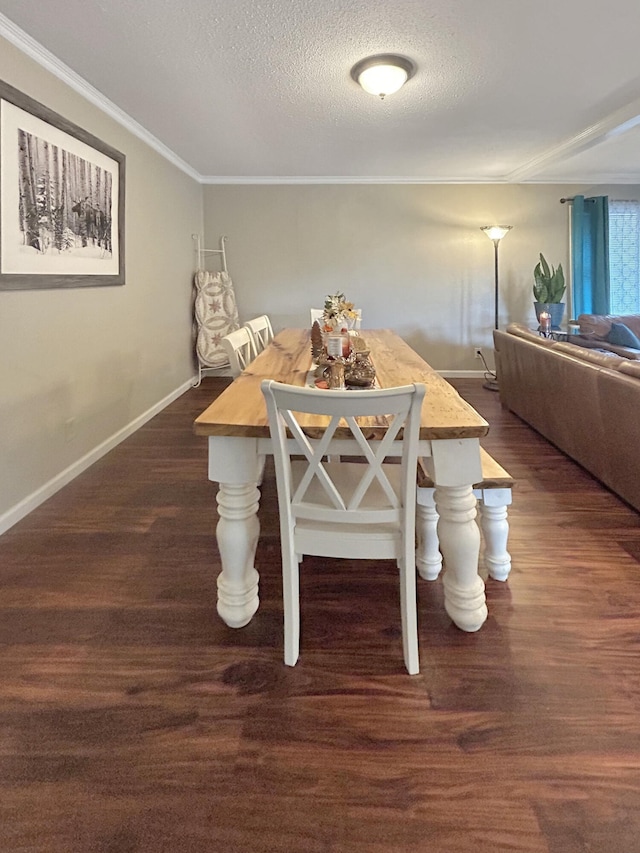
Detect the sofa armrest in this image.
<box><xmin>570</xmin><ymin>335</ymin><xmax>640</xmax><ymax>360</ymax></box>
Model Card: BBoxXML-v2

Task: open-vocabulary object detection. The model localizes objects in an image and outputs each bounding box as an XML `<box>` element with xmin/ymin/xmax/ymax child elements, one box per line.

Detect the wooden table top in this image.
<box><xmin>194</xmin><ymin>328</ymin><xmax>489</xmax><ymax>440</ymax></box>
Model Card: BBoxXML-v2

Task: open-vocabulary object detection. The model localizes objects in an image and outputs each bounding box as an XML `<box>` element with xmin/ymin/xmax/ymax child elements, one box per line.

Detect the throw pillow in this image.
<box><xmin>607</xmin><ymin>322</ymin><xmax>640</xmax><ymax>350</ymax></box>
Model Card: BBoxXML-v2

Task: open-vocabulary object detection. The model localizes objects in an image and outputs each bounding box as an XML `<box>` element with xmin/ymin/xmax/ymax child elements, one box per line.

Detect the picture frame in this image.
<box><xmin>0</xmin><ymin>79</ymin><xmax>125</xmax><ymax>290</ymax></box>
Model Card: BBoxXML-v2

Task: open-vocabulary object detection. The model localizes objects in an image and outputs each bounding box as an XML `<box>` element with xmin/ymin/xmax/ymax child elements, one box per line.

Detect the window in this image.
<box><xmin>609</xmin><ymin>200</ymin><xmax>640</xmax><ymax>314</ymax></box>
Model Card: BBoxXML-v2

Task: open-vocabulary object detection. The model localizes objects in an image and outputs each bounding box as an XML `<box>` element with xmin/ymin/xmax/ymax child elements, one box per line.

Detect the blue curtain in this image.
<box><xmin>571</xmin><ymin>195</ymin><xmax>610</xmax><ymax>316</ymax></box>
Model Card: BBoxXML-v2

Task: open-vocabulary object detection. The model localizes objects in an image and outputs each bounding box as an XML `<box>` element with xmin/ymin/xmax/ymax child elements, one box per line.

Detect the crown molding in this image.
<box><xmin>199</xmin><ymin>175</ymin><xmax>513</xmax><ymax>185</ymax></box>
<box><xmin>506</xmin><ymin>98</ymin><xmax>640</xmax><ymax>183</ymax></box>
<box><xmin>0</xmin><ymin>13</ymin><xmax>201</xmax><ymax>182</ymax></box>
<box><xmin>4</xmin><ymin>13</ymin><xmax>637</xmax><ymax>188</ymax></box>
<box><xmin>521</xmin><ymin>173</ymin><xmax>640</xmax><ymax>185</ymax></box>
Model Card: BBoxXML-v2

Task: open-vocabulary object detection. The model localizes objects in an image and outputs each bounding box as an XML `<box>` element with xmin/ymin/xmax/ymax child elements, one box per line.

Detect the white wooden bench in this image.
<box><xmin>416</xmin><ymin>447</ymin><xmax>514</xmax><ymax>582</ymax></box>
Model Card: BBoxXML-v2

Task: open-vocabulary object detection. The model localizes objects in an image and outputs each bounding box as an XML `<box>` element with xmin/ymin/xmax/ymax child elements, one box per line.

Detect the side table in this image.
<box><xmin>534</xmin><ymin>327</ymin><xmax>571</xmax><ymax>342</ymax></box>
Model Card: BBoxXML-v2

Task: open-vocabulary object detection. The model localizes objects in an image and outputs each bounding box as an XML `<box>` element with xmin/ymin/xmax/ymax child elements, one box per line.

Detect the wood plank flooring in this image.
<box><xmin>1</xmin><ymin>377</ymin><xmax>640</xmax><ymax>852</ymax></box>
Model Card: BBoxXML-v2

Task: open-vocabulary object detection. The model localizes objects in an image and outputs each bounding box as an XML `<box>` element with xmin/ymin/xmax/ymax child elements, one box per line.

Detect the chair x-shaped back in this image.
<box><xmin>261</xmin><ymin>379</ymin><xmax>426</xmax><ymax>675</ymax></box>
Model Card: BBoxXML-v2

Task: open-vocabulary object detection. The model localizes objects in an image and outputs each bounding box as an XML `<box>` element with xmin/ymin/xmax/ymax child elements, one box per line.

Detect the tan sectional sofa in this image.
<box><xmin>494</xmin><ymin>318</ymin><xmax>640</xmax><ymax>513</ymax></box>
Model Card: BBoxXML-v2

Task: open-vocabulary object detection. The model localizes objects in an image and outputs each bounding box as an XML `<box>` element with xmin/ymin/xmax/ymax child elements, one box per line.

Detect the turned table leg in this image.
<box><xmin>215</xmin><ymin>482</ymin><xmax>261</xmax><ymax>627</ymax></box>
<box><xmin>208</xmin><ymin>436</ymin><xmax>263</xmax><ymax>628</ymax></box>
<box><xmin>434</xmin><ymin>484</ymin><xmax>487</xmax><ymax>632</ymax></box>
<box><xmin>426</xmin><ymin>438</ymin><xmax>488</xmax><ymax>633</ymax></box>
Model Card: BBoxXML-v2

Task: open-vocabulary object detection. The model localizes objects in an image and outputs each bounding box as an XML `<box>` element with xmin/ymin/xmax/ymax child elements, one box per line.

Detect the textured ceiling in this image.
<box><xmin>1</xmin><ymin>0</ymin><xmax>640</xmax><ymax>183</ymax></box>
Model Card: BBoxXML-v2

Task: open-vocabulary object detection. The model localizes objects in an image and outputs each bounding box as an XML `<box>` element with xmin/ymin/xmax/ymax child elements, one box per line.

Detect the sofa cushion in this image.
<box><xmin>578</xmin><ymin>313</ymin><xmax>640</xmax><ymax>341</ymax></box>
<box><xmin>551</xmin><ymin>341</ymin><xmax>625</xmax><ymax>368</ymax></box>
<box><xmin>570</xmin><ymin>330</ymin><xmax>640</xmax><ymax>359</ymax></box>
<box><xmin>618</xmin><ymin>360</ymin><xmax>640</xmax><ymax>379</ymax></box>
<box><xmin>504</xmin><ymin>321</ymin><xmax>640</xmax><ymax>363</ymax></box>
<box><xmin>607</xmin><ymin>322</ymin><xmax>640</xmax><ymax>349</ymax></box>
<box><xmin>578</xmin><ymin>314</ymin><xmax>614</xmax><ymax>339</ymax></box>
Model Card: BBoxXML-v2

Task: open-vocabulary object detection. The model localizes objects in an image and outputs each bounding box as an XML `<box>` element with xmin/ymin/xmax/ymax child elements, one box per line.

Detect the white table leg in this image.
<box><xmin>426</xmin><ymin>438</ymin><xmax>487</xmax><ymax>633</ymax></box>
<box><xmin>434</xmin><ymin>484</ymin><xmax>486</xmax><ymax>631</ymax></box>
<box><xmin>215</xmin><ymin>482</ymin><xmax>260</xmax><ymax>627</ymax></box>
<box><xmin>208</xmin><ymin>436</ymin><xmax>263</xmax><ymax>628</ymax></box>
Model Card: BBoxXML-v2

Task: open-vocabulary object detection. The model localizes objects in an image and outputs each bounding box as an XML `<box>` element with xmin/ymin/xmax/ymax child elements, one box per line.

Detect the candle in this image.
<box><xmin>327</xmin><ymin>332</ymin><xmax>351</xmax><ymax>358</ymax></box>
<box><xmin>540</xmin><ymin>311</ymin><xmax>551</xmax><ymax>334</ymax></box>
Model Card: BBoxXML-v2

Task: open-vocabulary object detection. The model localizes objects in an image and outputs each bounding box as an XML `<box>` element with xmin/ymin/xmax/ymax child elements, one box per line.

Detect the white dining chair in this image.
<box><xmin>220</xmin><ymin>327</ymin><xmax>257</xmax><ymax>378</ymax></box>
<box><xmin>244</xmin><ymin>314</ymin><xmax>274</xmax><ymax>355</ymax></box>
<box><xmin>310</xmin><ymin>308</ymin><xmax>362</xmax><ymax>329</ymax></box>
<box><xmin>261</xmin><ymin>379</ymin><xmax>426</xmax><ymax>675</ymax></box>
<box><xmin>310</xmin><ymin>308</ymin><xmax>324</xmax><ymax>326</ymax></box>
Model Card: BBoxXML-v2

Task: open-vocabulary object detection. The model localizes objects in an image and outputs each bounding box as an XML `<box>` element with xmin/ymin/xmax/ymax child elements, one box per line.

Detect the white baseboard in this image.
<box><xmin>0</xmin><ymin>378</ymin><xmax>195</xmax><ymax>537</ymax></box>
<box><xmin>0</xmin><ymin>369</ymin><xmax>487</xmax><ymax>536</ymax></box>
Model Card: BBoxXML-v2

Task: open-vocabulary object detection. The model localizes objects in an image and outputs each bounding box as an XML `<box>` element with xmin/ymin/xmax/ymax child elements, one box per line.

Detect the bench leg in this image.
<box><xmin>416</xmin><ymin>487</ymin><xmax>443</xmax><ymax>580</ymax></box>
<box><xmin>418</xmin><ymin>485</ymin><xmax>513</xmax><ymax>583</ymax></box>
<box><xmin>476</xmin><ymin>487</ymin><xmax>512</xmax><ymax>581</ymax></box>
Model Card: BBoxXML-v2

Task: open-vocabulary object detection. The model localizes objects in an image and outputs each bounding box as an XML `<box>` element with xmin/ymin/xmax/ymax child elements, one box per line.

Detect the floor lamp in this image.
<box><xmin>480</xmin><ymin>225</ymin><xmax>512</xmax><ymax>391</ymax></box>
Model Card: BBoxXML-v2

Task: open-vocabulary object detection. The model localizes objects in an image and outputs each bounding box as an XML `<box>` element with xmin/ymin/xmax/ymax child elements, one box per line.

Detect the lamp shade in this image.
<box><xmin>481</xmin><ymin>225</ymin><xmax>512</xmax><ymax>242</ymax></box>
<box><xmin>351</xmin><ymin>54</ymin><xmax>416</xmax><ymax>99</ymax></box>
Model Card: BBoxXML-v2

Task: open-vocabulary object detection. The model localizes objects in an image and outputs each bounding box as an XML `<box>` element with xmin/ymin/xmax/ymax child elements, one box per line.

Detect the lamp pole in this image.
<box><xmin>481</xmin><ymin>225</ymin><xmax>512</xmax><ymax>330</ymax></box>
<box><xmin>480</xmin><ymin>225</ymin><xmax>512</xmax><ymax>391</ymax></box>
<box><xmin>492</xmin><ymin>238</ymin><xmax>500</xmax><ymax>330</ymax></box>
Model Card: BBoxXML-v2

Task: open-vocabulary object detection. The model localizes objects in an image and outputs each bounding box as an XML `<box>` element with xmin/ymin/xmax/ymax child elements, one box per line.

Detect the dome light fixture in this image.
<box><xmin>350</xmin><ymin>54</ymin><xmax>416</xmax><ymax>100</ymax></box>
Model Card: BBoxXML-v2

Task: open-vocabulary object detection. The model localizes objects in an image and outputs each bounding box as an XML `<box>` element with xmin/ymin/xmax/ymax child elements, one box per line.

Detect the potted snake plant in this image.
<box><xmin>533</xmin><ymin>253</ymin><xmax>566</xmax><ymax>329</ymax></box>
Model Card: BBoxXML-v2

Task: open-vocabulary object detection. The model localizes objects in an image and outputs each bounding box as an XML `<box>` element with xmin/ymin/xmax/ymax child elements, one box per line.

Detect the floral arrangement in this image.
<box><xmin>322</xmin><ymin>292</ymin><xmax>358</xmax><ymax>329</ymax></box>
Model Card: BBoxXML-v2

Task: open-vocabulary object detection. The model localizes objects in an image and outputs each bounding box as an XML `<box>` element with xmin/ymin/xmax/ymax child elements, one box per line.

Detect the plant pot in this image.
<box><xmin>534</xmin><ymin>301</ymin><xmax>565</xmax><ymax>330</ymax></box>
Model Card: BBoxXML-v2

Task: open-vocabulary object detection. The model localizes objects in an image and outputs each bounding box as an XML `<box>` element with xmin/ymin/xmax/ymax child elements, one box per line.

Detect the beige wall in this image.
<box><xmin>0</xmin><ymin>37</ymin><xmax>203</xmax><ymax>530</ymax></box>
<box><xmin>203</xmin><ymin>183</ymin><xmax>639</xmax><ymax>369</ymax></box>
<box><xmin>1</xmin><ymin>34</ymin><xmax>638</xmax><ymax>534</ymax></box>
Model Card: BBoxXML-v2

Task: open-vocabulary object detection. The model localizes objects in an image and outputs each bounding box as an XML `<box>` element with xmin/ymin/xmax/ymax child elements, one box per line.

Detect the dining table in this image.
<box><xmin>194</xmin><ymin>328</ymin><xmax>490</xmax><ymax>634</ymax></box>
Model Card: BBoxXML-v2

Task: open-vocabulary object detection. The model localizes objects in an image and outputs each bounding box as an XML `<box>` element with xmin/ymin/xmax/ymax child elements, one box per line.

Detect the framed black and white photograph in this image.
<box><xmin>0</xmin><ymin>79</ymin><xmax>125</xmax><ymax>290</ymax></box>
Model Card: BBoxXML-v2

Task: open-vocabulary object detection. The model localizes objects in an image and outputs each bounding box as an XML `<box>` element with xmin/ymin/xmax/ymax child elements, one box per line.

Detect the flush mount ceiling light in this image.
<box><xmin>350</xmin><ymin>54</ymin><xmax>416</xmax><ymax>99</ymax></box>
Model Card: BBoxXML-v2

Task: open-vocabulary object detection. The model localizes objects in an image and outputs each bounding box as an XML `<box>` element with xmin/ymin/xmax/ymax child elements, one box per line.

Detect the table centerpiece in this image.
<box><xmin>310</xmin><ymin>293</ymin><xmax>374</xmax><ymax>389</ymax></box>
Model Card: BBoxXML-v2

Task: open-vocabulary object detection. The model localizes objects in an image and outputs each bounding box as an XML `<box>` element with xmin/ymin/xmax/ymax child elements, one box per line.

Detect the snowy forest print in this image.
<box><xmin>0</xmin><ymin>81</ymin><xmax>124</xmax><ymax>289</ymax></box>
<box><xmin>18</xmin><ymin>129</ymin><xmax>113</xmax><ymax>260</ymax></box>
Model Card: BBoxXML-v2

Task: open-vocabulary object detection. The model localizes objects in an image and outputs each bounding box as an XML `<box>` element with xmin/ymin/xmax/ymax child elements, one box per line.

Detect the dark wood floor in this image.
<box><xmin>2</xmin><ymin>377</ymin><xmax>640</xmax><ymax>852</ymax></box>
